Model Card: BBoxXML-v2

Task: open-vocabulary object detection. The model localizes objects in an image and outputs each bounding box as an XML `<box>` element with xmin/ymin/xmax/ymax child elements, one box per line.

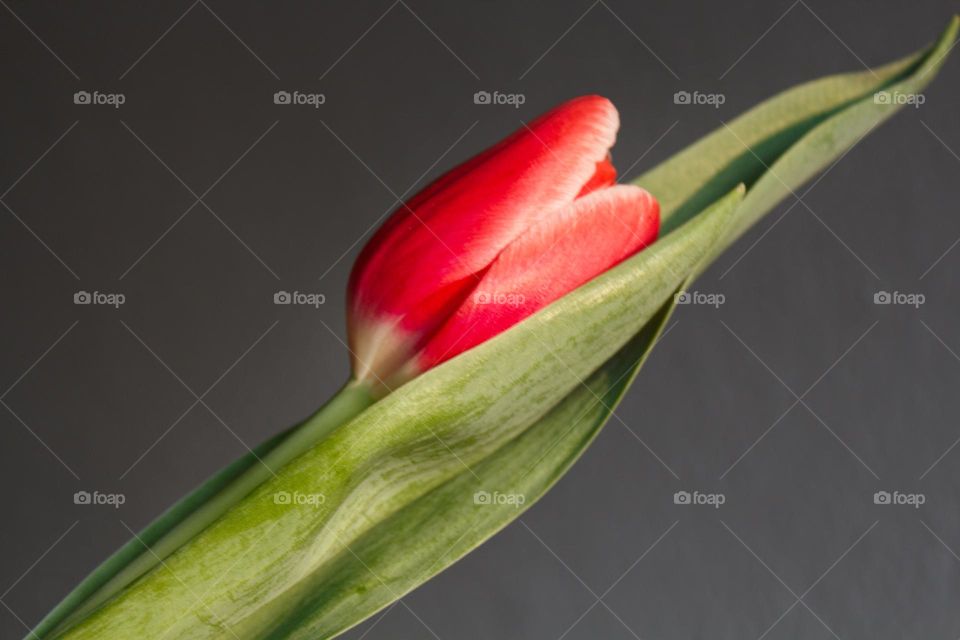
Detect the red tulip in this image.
<box><xmin>347</xmin><ymin>95</ymin><xmax>659</xmax><ymax>389</ymax></box>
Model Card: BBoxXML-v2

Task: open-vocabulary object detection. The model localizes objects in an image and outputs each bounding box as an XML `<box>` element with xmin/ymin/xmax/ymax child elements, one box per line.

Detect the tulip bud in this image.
<box><xmin>347</xmin><ymin>95</ymin><xmax>659</xmax><ymax>391</ymax></box>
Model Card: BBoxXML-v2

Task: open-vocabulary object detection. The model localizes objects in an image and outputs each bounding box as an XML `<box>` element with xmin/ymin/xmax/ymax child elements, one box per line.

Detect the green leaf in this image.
<box><xmin>57</xmin><ymin>181</ymin><xmax>744</xmax><ymax>639</ymax></box>
<box><xmin>638</xmin><ymin>16</ymin><xmax>957</xmax><ymax>241</ymax></box>
<box><xmin>30</xmin><ymin>426</ymin><xmax>292</xmax><ymax>638</ymax></box>
<box><xmin>36</xmin><ymin>384</ymin><xmax>377</xmax><ymax>638</ymax></box>
<box><xmin>41</xmin><ymin>16</ymin><xmax>958</xmax><ymax>640</ymax></box>
<box><xmin>248</xmin><ymin>198</ymin><xmax>739</xmax><ymax>640</ymax></box>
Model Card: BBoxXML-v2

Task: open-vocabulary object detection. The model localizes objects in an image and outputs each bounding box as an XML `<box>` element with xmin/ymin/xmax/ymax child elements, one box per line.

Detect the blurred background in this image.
<box><xmin>1</xmin><ymin>1</ymin><xmax>959</xmax><ymax>638</ymax></box>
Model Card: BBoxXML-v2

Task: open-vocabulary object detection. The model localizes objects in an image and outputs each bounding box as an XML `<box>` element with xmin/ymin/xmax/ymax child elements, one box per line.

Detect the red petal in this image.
<box><xmin>416</xmin><ymin>185</ymin><xmax>659</xmax><ymax>370</ymax></box>
<box><xmin>576</xmin><ymin>156</ymin><xmax>617</xmax><ymax>197</ymax></box>
<box><xmin>349</xmin><ymin>96</ymin><xmax>619</xmax><ymax>341</ymax></box>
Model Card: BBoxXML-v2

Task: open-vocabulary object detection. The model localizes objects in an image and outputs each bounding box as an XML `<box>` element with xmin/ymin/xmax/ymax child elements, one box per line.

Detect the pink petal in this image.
<box><xmin>417</xmin><ymin>184</ymin><xmax>660</xmax><ymax>370</ymax></box>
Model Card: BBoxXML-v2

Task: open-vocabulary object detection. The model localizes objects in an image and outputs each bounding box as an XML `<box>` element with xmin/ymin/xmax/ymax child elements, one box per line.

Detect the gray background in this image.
<box><xmin>1</xmin><ymin>1</ymin><xmax>959</xmax><ymax>638</ymax></box>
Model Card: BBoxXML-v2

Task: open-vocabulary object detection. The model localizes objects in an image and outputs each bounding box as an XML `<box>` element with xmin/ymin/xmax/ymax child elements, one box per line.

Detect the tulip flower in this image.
<box><xmin>40</xmin><ymin>97</ymin><xmax>659</xmax><ymax>634</ymax></box>
<box><xmin>34</xmin><ymin>19</ymin><xmax>960</xmax><ymax>639</ymax></box>
<box><xmin>348</xmin><ymin>95</ymin><xmax>660</xmax><ymax>390</ymax></box>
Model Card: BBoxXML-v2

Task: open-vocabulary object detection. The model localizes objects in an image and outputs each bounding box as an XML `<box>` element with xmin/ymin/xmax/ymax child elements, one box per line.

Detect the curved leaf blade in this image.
<box><xmin>638</xmin><ymin>18</ymin><xmax>957</xmax><ymax>235</ymax></box>
<box><xmin>58</xmin><ymin>181</ymin><xmax>743</xmax><ymax>640</ymax></box>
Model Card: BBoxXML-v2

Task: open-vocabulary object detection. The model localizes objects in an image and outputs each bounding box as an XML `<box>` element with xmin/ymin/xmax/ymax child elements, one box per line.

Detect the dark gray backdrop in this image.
<box><xmin>2</xmin><ymin>1</ymin><xmax>959</xmax><ymax>638</ymax></box>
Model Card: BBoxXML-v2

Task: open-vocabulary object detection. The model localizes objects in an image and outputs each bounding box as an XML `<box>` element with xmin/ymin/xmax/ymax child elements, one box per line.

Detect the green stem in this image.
<box><xmin>45</xmin><ymin>380</ymin><xmax>376</xmax><ymax>638</ymax></box>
